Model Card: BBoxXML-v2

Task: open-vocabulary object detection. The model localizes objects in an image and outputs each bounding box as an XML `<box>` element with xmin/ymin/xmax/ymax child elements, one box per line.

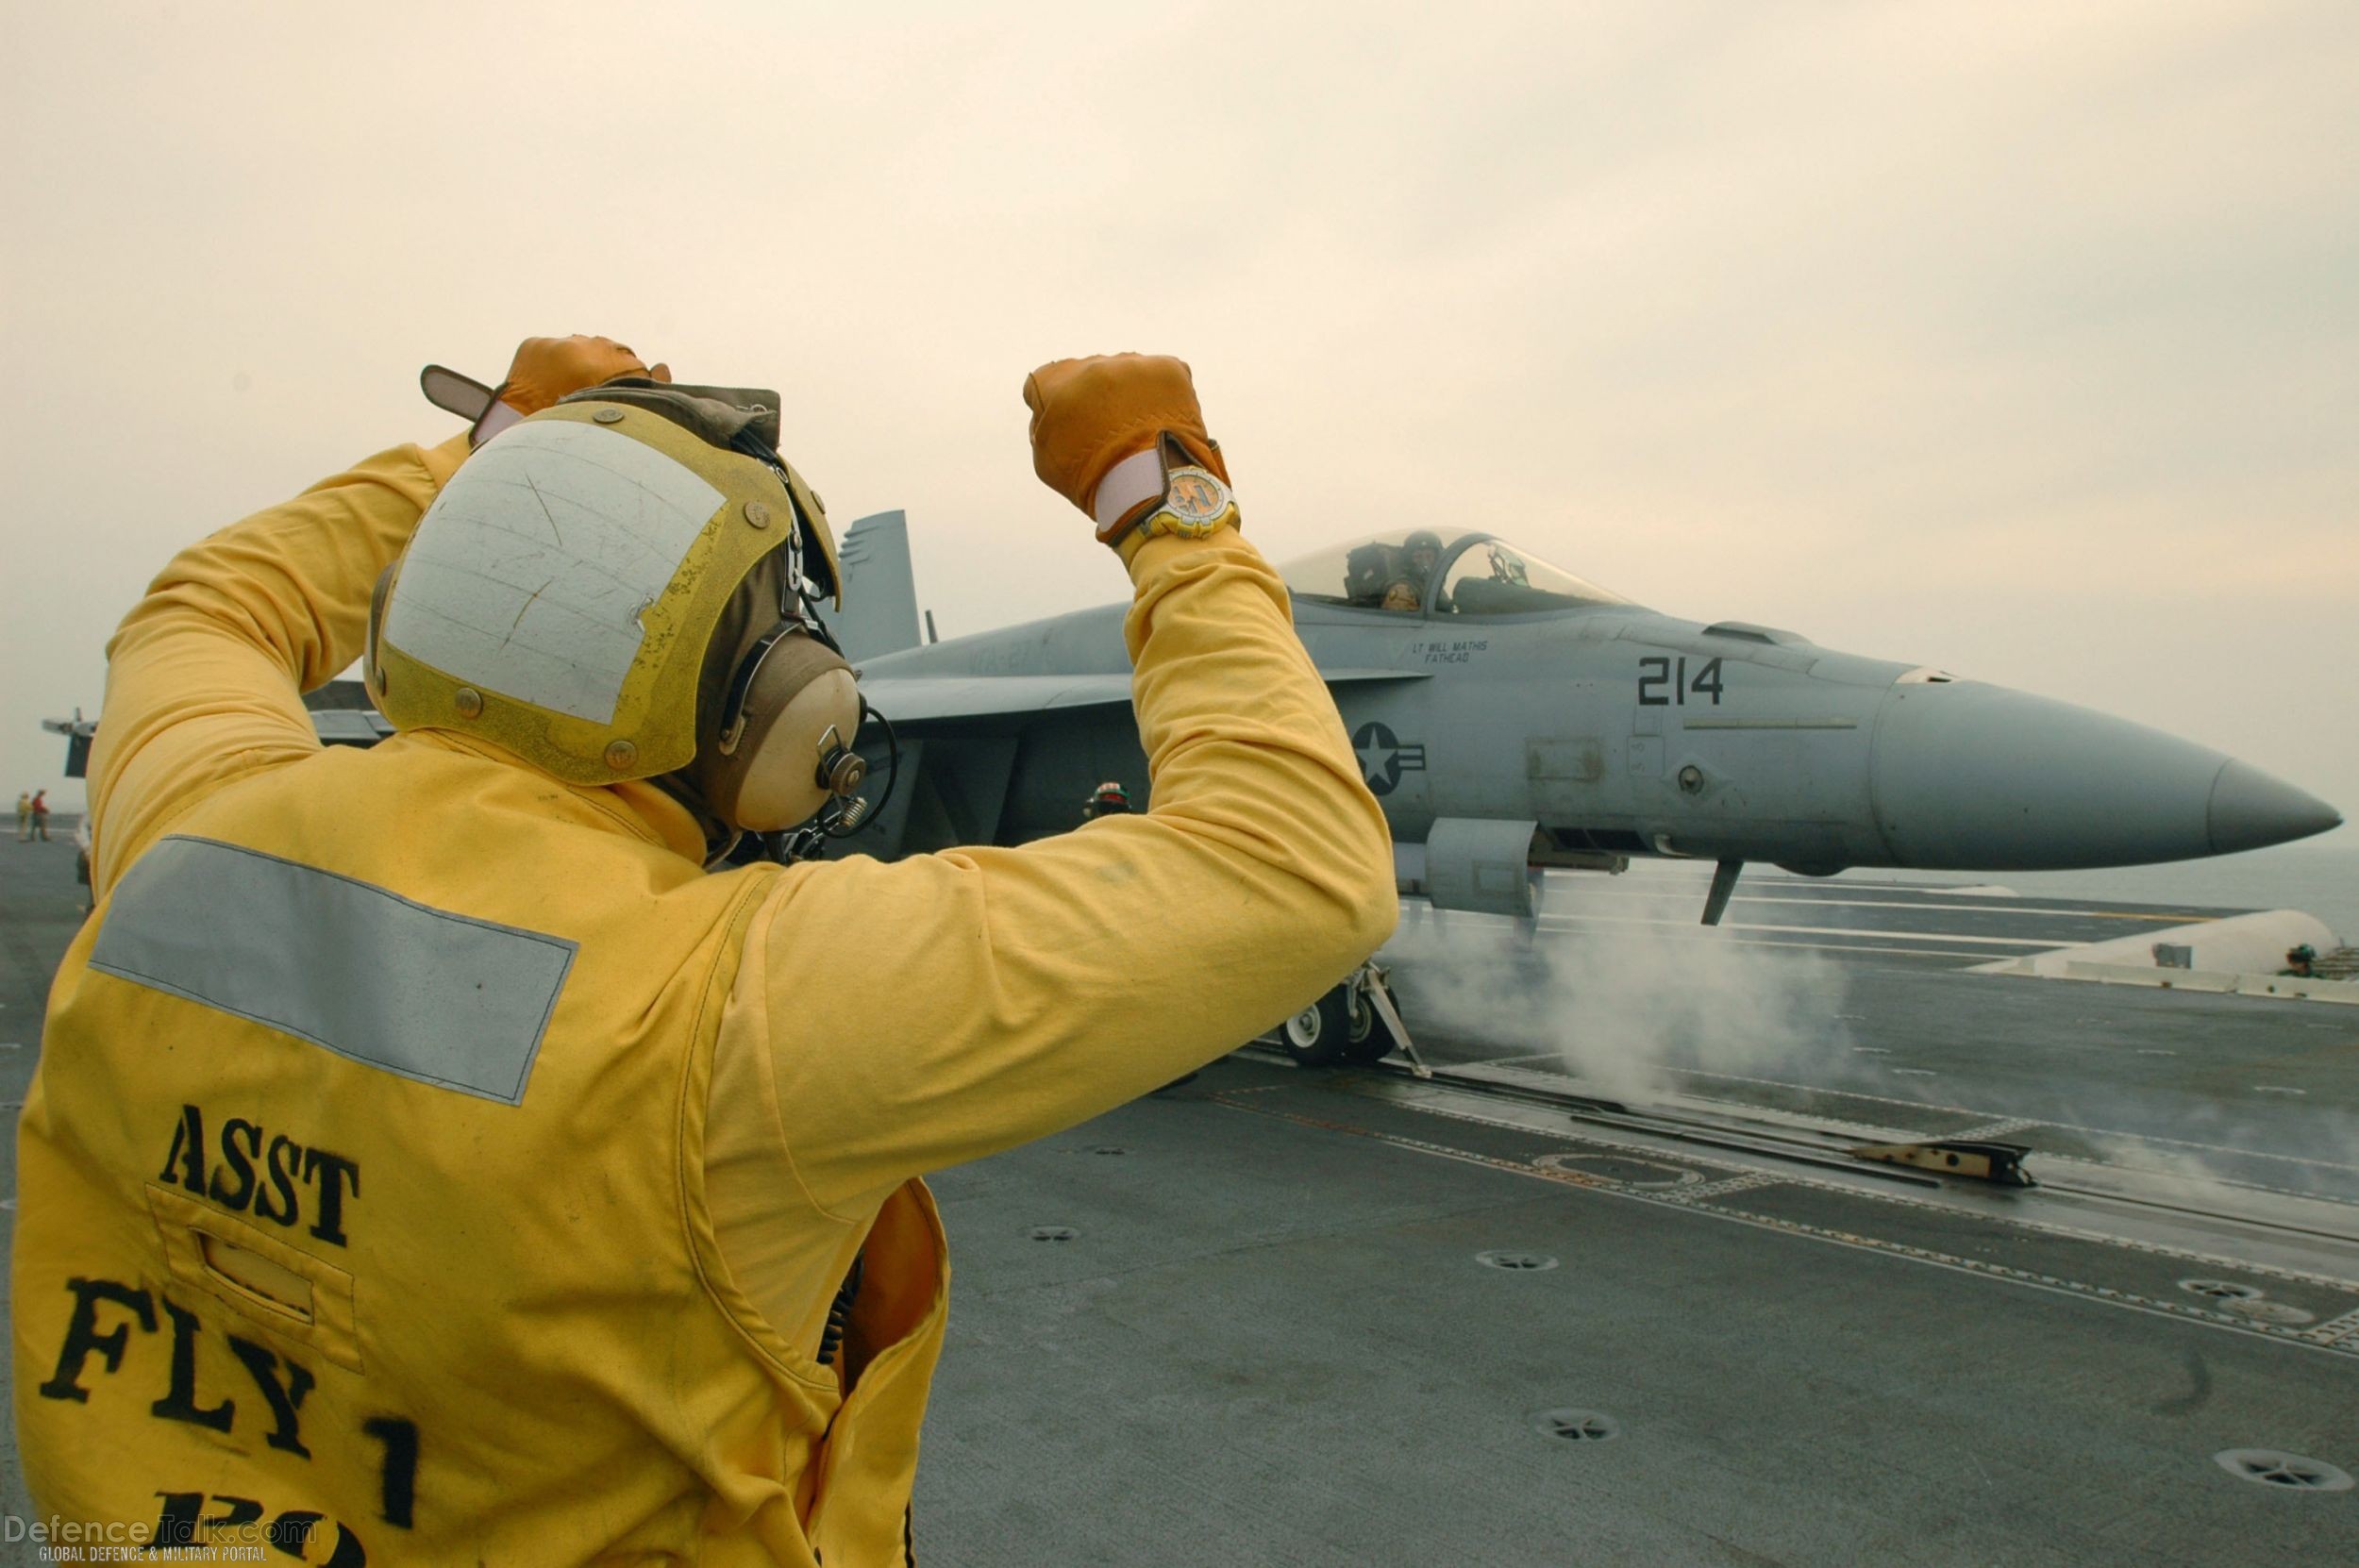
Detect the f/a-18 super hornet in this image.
<box><xmin>46</xmin><ymin>511</ymin><xmax>2342</xmax><ymax>1071</ymax></box>
<box><xmin>822</xmin><ymin>514</ymin><xmax>2342</xmax><ymax>1068</ymax></box>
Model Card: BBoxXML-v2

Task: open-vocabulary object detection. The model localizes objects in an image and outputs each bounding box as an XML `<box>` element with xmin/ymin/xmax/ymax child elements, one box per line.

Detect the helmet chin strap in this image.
<box><xmin>644</xmin><ymin>771</ymin><xmax>743</xmax><ymax>870</ymax></box>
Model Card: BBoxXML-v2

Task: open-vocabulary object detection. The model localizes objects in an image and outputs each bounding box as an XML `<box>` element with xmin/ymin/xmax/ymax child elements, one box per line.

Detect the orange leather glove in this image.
<box><xmin>1024</xmin><ymin>354</ymin><xmax>1231</xmax><ymax>550</ymax></box>
<box><xmin>497</xmin><ymin>335</ymin><xmax>672</xmax><ymax>414</ymax></box>
<box><xmin>471</xmin><ymin>336</ymin><xmax>672</xmax><ymax>446</ymax></box>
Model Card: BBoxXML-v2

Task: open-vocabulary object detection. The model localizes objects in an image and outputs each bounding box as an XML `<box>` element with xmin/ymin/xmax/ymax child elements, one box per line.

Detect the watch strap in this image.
<box><xmin>1097</xmin><ymin>434</ymin><xmax>1240</xmax><ymax>556</ymax></box>
<box><xmin>1092</xmin><ymin>447</ymin><xmax>1167</xmax><ymax>539</ymax></box>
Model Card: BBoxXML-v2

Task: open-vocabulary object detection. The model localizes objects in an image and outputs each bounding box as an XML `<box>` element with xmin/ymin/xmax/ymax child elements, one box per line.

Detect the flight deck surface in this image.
<box><xmin>4</xmin><ymin>842</ymin><xmax>2355</xmax><ymax>1564</ymax></box>
<box><xmin>924</xmin><ymin>867</ymin><xmax>2359</xmax><ymax>1566</ymax></box>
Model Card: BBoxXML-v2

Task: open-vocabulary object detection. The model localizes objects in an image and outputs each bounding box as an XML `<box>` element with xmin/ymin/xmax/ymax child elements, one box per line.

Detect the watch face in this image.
<box><xmin>1162</xmin><ymin>465</ymin><xmax>1232</xmax><ymax>532</ymax></box>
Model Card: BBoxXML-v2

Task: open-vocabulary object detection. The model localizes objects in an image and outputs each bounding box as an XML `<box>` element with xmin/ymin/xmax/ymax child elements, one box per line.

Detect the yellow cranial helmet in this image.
<box><xmin>368</xmin><ymin>385</ymin><xmax>854</xmax><ymax>824</ymax></box>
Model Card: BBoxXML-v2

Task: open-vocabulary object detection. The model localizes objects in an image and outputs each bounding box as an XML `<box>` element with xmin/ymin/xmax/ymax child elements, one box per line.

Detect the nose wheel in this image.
<box><xmin>1280</xmin><ymin>990</ymin><xmax>1350</xmax><ymax>1067</ymax></box>
<box><xmin>1276</xmin><ymin>962</ymin><xmax>1430</xmax><ymax>1076</ymax></box>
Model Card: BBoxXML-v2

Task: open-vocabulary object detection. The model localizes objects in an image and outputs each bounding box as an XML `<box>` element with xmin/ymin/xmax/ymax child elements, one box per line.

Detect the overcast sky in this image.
<box><xmin>3</xmin><ymin>0</ymin><xmax>2351</xmax><ymax>850</ymax></box>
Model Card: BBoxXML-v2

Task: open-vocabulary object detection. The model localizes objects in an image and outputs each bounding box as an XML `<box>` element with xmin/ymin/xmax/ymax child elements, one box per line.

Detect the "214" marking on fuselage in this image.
<box><xmin>1637</xmin><ymin>656</ymin><xmax>1724</xmax><ymax>707</ymax></box>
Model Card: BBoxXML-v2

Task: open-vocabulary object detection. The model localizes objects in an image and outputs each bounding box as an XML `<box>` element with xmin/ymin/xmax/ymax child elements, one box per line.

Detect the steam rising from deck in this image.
<box><xmin>1381</xmin><ymin>905</ymin><xmax>1859</xmax><ymax>1103</ymax></box>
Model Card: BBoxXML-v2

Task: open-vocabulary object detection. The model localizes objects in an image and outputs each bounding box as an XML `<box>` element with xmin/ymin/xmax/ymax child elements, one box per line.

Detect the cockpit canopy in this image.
<box><xmin>1280</xmin><ymin>530</ymin><xmax>1634</xmax><ymax>617</ymax></box>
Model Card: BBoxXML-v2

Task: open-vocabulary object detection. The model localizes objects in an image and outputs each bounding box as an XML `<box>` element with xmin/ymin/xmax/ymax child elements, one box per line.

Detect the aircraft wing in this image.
<box><xmin>864</xmin><ymin>668</ymin><xmax>1428</xmax><ymax>728</ymax></box>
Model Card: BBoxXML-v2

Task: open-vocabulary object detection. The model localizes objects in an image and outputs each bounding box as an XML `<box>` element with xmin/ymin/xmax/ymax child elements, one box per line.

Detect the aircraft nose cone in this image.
<box><xmin>2207</xmin><ymin>759</ymin><xmax>2343</xmax><ymax>855</ymax></box>
<box><xmin>1867</xmin><ymin>681</ymin><xmax>2329</xmax><ymax>870</ymax></box>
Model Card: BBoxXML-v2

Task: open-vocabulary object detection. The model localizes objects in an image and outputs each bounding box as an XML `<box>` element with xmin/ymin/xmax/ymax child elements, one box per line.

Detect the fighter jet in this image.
<box><xmin>43</xmin><ymin>510</ymin><xmax>2341</xmax><ymax>1072</ymax></box>
<box><xmin>828</xmin><ymin>514</ymin><xmax>2342</xmax><ymax>1067</ymax></box>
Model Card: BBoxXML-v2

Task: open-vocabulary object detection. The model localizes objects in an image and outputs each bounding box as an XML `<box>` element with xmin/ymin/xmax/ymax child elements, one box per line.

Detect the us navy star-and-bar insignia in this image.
<box><xmin>1351</xmin><ymin>721</ymin><xmax>1427</xmax><ymax>797</ymax></box>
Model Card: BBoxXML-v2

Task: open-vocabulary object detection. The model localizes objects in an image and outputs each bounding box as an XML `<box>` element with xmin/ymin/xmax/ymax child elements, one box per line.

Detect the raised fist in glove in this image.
<box><xmin>476</xmin><ymin>336</ymin><xmax>673</xmax><ymax>445</ymax></box>
<box><xmin>500</xmin><ymin>335</ymin><xmax>671</xmax><ymax>412</ymax></box>
<box><xmin>1024</xmin><ymin>354</ymin><xmax>1235</xmax><ymax>554</ymax></box>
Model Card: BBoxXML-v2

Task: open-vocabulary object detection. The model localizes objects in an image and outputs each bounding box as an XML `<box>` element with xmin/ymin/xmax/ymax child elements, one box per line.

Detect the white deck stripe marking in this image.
<box><xmin>1649</xmin><ymin>1062</ymin><xmax>2359</xmax><ymax>1173</ymax></box>
<box><xmin>1393</xmin><ymin>1058</ymin><xmax>2359</xmax><ymax>1190</ymax></box>
<box><xmin>1536</xmin><ymin>912</ymin><xmax>2060</xmax><ymax>948</ymax></box>
<box><xmin>1404</xmin><ymin>924</ymin><xmax>2001</xmax><ymax>963</ymax></box>
<box><xmin>1545</xmin><ymin>876</ymin><xmax>2217</xmax><ymax>920</ymax></box>
<box><xmin>1219</xmin><ymin>1092</ymin><xmax>2359</xmax><ymax>1360</ymax></box>
<box><xmin>1733</xmin><ymin>942</ymin><xmax>1995</xmax><ymax>960</ymax></box>
<box><xmin>1559</xmin><ymin>889</ymin><xmax>2209</xmax><ymax>923</ymax></box>
<box><xmin>1627</xmin><ymin>935</ymin><xmax>2002</xmax><ymax>962</ymax></box>
<box><xmin>1952</xmin><ymin>1118</ymin><xmax>2048</xmax><ymax>1140</ymax></box>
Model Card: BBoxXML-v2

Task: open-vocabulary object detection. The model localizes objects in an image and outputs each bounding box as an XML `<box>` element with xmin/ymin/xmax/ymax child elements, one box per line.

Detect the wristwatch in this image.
<box><xmin>1094</xmin><ymin>435</ymin><xmax>1240</xmax><ymax>553</ymax></box>
<box><xmin>1137</xmin><ymin>462</ymin><xmax>1236</xmax><ymax>542</ymax></box>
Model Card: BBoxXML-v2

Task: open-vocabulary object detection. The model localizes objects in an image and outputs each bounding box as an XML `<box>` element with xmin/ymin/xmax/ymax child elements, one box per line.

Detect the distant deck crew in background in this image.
<box><xmin>13</xmin><ymin>791</ymin><xmax>27</xmax><ymax>840</ymax></box>
<box><xmin>72</xmin><ymin>810</ymin><xmax>92</xmax><ymax>915</ymax></box>
<box><xmin>15</xmin><ymin>338</ymin><xmax>1395</xmax><ymax>1562</ymax></box>
<box><xmin>26</xmin><ymin>789</ymin><xmax>47</xmax><ymax>841</ymax></box>
<box><xmin>1083</xmin><ymin>778</ymin><xmax>1134</xmax><ymax>821</ymax></box>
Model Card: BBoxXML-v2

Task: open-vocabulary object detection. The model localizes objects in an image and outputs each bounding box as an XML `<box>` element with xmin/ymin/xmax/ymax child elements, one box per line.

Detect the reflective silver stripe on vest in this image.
<box><xmin>90</xmin><ymin>836</ymin><xmax>575</xmax><ymax>1106</ymax></box>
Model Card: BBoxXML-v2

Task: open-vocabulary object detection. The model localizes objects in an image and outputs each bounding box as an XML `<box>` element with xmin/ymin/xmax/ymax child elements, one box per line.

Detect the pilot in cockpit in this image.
<box><xmin>1404</xmin><ymin>530</ymin><xmax>1440</xmax><ymax>586</ymax></box>
<box><xmin>1295</xmin><ymin>530</ymin><xmax>1627</xmax><ymax>618</ymax></box>
<box><xmin>1346</xmin><ymin>532</ymin><xmax>1450</xmax><ymax>613</ymax></box>
<box><xmin>1401</xmin><ymin>529</ymin><xmax>1452</xmax><ymax>613</ymax></box>
<box><xmin>1344</xmin><ymin>542</ymin><xmax>1397</xmax><ymax>608</ymax></box>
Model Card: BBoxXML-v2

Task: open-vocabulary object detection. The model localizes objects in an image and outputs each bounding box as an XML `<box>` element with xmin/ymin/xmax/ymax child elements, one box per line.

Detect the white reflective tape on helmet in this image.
<box><xmin>384</xmin><ymin>421</ymin><xmax>724</xmax><ymax>725</ymax></box>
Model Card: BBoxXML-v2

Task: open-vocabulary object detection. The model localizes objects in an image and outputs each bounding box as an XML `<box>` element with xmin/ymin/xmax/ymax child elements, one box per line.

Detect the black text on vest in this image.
<box><xmin>158</xmin><ymin>1103</ymin><xmax>361</xmax><ymax>1247</ymax></box>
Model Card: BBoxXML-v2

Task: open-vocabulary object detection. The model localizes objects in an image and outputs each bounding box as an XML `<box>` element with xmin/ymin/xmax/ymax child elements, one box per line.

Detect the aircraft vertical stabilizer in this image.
<box><xmin>831</xmin><ymin>510</ymin><xmax>923</xmax><ymax>663</ymax></box>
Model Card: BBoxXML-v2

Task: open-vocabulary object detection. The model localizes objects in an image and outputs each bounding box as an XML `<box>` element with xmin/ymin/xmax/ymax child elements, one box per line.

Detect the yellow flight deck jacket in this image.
<box><xmin>13</xmin><ymin>432</ymin><xmax>1395</xmax><ymax>1563</ymax></box>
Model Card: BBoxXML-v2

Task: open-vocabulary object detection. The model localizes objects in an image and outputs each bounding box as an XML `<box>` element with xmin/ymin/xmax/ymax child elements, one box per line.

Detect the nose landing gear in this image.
<box><xmin>1277</xmin><ymin>961</ymin><xmax>1430</xmax><ymax>1076</ymax></box>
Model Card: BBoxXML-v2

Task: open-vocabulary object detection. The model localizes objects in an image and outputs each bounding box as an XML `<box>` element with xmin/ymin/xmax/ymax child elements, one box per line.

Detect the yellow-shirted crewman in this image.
<box><xmin>12</xmin><ymin>340</ymin><xmax>1396</xmax><ymax>1563</ymax></box>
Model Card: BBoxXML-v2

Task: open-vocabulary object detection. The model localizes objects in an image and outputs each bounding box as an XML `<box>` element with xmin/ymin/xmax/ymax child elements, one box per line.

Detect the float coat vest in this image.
<box><xmin>14</xmin><ymin>730</ymin><xmax>946</xmax><ymax>1564</ymax></box>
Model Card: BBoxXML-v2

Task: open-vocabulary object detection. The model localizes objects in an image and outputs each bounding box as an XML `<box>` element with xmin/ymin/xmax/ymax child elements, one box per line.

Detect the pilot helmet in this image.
<box><xmin>1345</xmin><ymin>542</ymin><xmax>1396</xmax><ymax>601</ymax></box>
<box><xmin>365</xmin><ymin>383</ymin><xmax>862</xmax><ymax>833</ymax></box>
<box><xmin>1404</xmin><ymin>529</ymin><xmax>1443</xmax><ymax>571</ymax></box>
<box><xmin>1087</xmin><ymin>780</ymin><xmax>1133</xmax><ymax>816</ymax></box>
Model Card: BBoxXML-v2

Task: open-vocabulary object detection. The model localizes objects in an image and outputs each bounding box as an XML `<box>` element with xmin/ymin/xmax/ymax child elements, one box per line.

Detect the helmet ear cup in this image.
<box><xmin>704</xmin><ymin>632</ymin><xmax>864</xmax><ymax>832</ymax></box>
